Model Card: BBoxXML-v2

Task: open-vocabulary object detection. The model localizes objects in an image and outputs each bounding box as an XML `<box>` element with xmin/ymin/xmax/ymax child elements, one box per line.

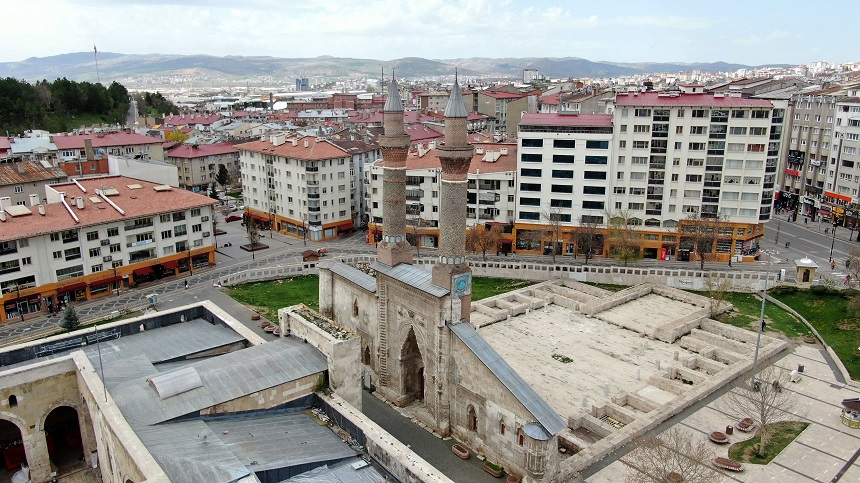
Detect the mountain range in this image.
<box><xmin>0</xmin><ymin>52</ymin><xmax>791</xmax><ymax>83</ymax></box>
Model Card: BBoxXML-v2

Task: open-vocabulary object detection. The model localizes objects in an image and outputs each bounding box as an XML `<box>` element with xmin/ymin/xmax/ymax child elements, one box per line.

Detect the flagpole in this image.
<box><xmin>93</xmin><ymin>45</ymin><xmax>101</xmax><ymax>85</ymax></box>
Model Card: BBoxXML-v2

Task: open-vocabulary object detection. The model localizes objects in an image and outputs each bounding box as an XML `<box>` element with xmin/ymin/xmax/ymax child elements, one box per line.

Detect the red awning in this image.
<box><xmin>133</xmin><ymin>267</ymin><xmax>154</xmax><ymax>277</ymax></box>
<box><xmin>337</xmin><ymin>221</ymin><xmax>353</xmax><ymax>231</ymax></box>
<box><xmin>249</xmin><ymin>214</ymin><xmax>269</xmax><ymax>223</ymax></box>
<box><xmin>91</xmin><ymin>276</ymin><xmax>121</xmax><ymax>286</ymax></box>
<box><xmin>162</xmin><ymin>260</ymin><xmax>179</xmax><ymax>270</ymax></box>
<box><xmin>57</xmin><ymin>282</ymin><xmax>87</xmax><ymax>294</ymax></box>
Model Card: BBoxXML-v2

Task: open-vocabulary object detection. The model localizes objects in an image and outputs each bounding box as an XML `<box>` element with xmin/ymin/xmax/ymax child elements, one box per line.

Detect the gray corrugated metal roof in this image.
<box><xmin>448</xmin><ymin>321</ymin><xmax>567</xmax><ymax>436</ymax></box>
<box><xmin>282</xmin><ymin>457</ymin><xmax>386</xmax><ymax>482</ymax></box>
<box><xmin>384</xmin><ymin>78</ymin><xmax>404</xmax><ymax>112</ymax></box>
<box><xmin>444</xmin><ymin>79</ymin><xmax>468</xmax><ymax>118</ymax></box>
<box><xmin>148</xmin><ymin>366</ymin><xmax>203</xmax><ymax>399</ymax></box>
<box><xmin>318</xmin><ymin>261</ymin><xmax>377</xmax><ymax>292</ymax></box>
<box><xmin>371</xmin><ymin>262</ymin><xmax>449</xmax><ymax>297</ymax></box>
<box><xmin>134</xmin><ymin>420</ymin><xmax>250</xmax><ymax>483</ymax></box>
<box><xmin>112</xmin><ymin>338</ymin><xmax>328</xmax><ymax>425</ymax></box>
<box><xmin>206</xmin><ymin>412</ymin><xmax>356</xmax><ymax>471</ymax></box>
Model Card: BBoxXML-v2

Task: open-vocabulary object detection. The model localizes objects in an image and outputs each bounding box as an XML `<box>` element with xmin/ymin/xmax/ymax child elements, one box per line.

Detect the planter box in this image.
<box><xmin>483</xmin><ymin>461</ymin><xmax>503</xmax><ymax>478</ymax></box>
<box><xmin>451</xmin><ymin>443</ymin><xmax>470</xmax><ymax>460</ymax></box>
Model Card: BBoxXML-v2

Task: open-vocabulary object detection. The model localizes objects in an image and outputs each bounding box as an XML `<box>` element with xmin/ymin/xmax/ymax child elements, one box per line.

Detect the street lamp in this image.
<box><xmin>302</xmin><ymin>214</ymin><xmax>308</xmax><ymax>246</ymax></box>
<box><xmin>188</xmin><ymin>242</ymin><xmax>193</xmax><ymax>276</ymax></box>
<box><xmin>751</xmin><ymin>249</ymin><xmax>778</xmax><ymax>389</ymax></box>
<box><xmin>114</xmin><ymin>266</ymin><xmax>120</xmax><ymax>297</ymax></box>
<box><xmin>829</xmin><ymin>220</ymin><xmax>838</xmax><ymax>262</ymax></box>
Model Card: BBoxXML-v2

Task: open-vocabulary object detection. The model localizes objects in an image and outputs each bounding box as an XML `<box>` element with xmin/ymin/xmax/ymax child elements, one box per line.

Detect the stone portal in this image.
<box><xmin>400</xmin><ymin>327</ymin><xmax>425</xmax><ymax>402</ymax></box>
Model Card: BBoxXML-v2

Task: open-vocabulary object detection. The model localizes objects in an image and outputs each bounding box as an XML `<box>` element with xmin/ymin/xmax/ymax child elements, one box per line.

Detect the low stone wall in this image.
<box><xmin>580</xmin><ymin>285</ymin><xmax>653</xmax><ymax>316</ymax></box>
<box><xmin>653</xmin><ymin>308</ymin><xmax>710</xmax><ymax>343</ymax></box>
<box><xmin>280</xmin><ymin>305</ymin><xmax>362</xmax><ymax>410</ymax></box>
<box><xmin>319</xmin><ymin>393</ymin><xmax>453</xmax><ymax>483</ymax></box>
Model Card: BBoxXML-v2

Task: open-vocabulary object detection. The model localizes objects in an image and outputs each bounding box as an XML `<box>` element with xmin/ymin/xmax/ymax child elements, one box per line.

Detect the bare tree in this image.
<box><xmin>406</xmin><ymin>216</ymin><xmax>423</xmax><ymax>257</ymax></box>
<box><xmin>466</xmin><ymin>224</ymin><xmax>504</xmax><ymax>261</ymax></box>
<box><xmin>573</xmin><ymin>216</ymin><xmax>602</xmax><ymax>265</ymax></box>
<box><xmin>246</xmin><ymin>218</ymin><xmax>261</xmax><ymax>251</ymax></box>
<box><xmin>541</xmin><ymin>207</ymin><xmax>566</xmax><ymax>263</ymax></box>
<box><xmin>680</xmin><ymin>213</ymin><xmax>731</xmax><ymax>270</ymax></box>
<box><xmin>704</xmin><ymin>274</ymin><xmax>733</xmax><ymax>318</ymax></box>
<box><xmin>720</xmin><ymin>365</ymin><xmax>798</xmax><ymax>458</ymax></box>
<box><xmin>605</xmin><ymin>209</ymin><xmax>642</xmax><ymax>266</ymax></box>
<box><xmin>621</xmin><ymin>427</ymin><xmax>720</xmax><ymax>483</ymax></box>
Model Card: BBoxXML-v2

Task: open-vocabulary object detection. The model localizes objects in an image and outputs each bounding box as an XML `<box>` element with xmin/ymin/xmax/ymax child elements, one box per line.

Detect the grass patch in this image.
<box><xmin>226</xmin><ymin>275</ymin><xmax>537</xmax><ymax>321</ymax></box>
<box><xmin>714</xmin><ymin>292</ymin><xmax>813</xmax><ymax>339</ymax></box>
<box><xmin>771</xmin><ymin>290</ymin><xmax>860</xmax><ymax>379</ymax></box>
<box><xmin>728</xmin><ymin>421</ymin><xmax>809</xmax><ymax>464</ymax></box>
<box><xmin>583</xmin><ymin>282</ymin><xmax>627</xmax><ymax>292</ymax></box>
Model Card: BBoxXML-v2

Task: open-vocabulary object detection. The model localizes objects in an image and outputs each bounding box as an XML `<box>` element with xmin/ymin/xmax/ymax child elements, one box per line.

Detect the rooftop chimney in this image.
<box><xmin>38</xmin><ymin>205</ymin><xmax>45</xmax><ymax>216</ymax></box>
<box><xmin>84</xmin><ymin>138</ymin><xmax>95</xmax><ymax>160</ymax></box>
<box><xmin>29</xmin><ymin>194</ymin><xmax>39</xmax><ymax>206</ymax></box>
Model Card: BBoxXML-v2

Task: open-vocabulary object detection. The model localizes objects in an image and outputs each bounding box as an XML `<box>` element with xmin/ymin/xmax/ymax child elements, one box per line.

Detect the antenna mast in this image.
<box><xmin>93</xmin><ymin>44</ymin><xmax>101</xmax><ymax>85</ymax></box>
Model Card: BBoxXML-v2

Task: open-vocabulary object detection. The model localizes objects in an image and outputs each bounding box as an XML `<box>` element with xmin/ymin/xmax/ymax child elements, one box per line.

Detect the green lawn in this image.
<box><xmin>770</xmin><ymin>289</ymin><xmax>860</xmax><ymax>379</ymax></box>
<box><xmin>715</xmin><ymin>292</ymin><xmax>813</xmax><ymax>340</ymax></box>
<box><xmin>728</xmin><ymin>421</ymin><xmax>809</xmax><ymax>464</ymax></box>
<box><xmin>227</xmin><ymin>275</ymin><xmax>536</xmax><ymax>322</ymax></box>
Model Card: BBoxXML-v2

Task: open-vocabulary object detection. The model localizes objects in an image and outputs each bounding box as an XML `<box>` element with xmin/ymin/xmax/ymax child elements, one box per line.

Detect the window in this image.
<box><xmin>520</xmin><ymin>168</ymin><xmax>542</xmax><ymax>177</ymax></box>
<box><xmin>553</xmin><ymin>139</ymin><xmax>575</xmax><ymax>148</ymax></box>
<box><xmin>550</xmin><ymin>199</ymin><xmax>572</xmax><ymax>208</ymax></box>
<box><xmin>634</xmin><ymin>108</ymin><xmax>651</xmax><ymax>117</ymax></box>
<box><xmin>585</xmin><ymin>156</ymin><xmax>608</xmax><ymax>164</ymax></box>
<box><xmin>583</xmin><ymin>186</ymin><xmax>606</xmax><ymax>195</ymax></box>
<box><xmin>520</xmin><ymin>183</ymin><xmax>541</xmax><ymax>192</ymax></box>
<box><xmin>161</xmin><ymin>230</ymin><xmax>172</xmax><ymax>239</ymax></box>
<box><xmin>685</xmin><ymin>174</ymin><xmax>702</xmax><ymax>182</ymax></box>
<box><xmin>521</xmin><ymin>153</ymin><xmax>542</xmax><ymax>162</ymax></box>
<box><xmin>687</xmin><ymin>158</ymin><xmax>704</xmax><ymax>167</ymax></box>
<box><xmin>521</xmin><ymin>138</ymin><xmax>543</xmax><ymax>148</ymax></box>
<box><xmin>56</xmin><ymin>265</ymin><xmax>84</xmax><ymax>281</ymax></box>
<box><xmin>86</xmin><ymin>231</ymin><xmax>99</xmax><ymax>241</ymax></box>
<box><xmin>691</xmin><ymin>109</ymin><xmax>707</xmax><ymax>118</ymax></box>
<box><xmin>519</xmin><ymin>197</ymin><xmax>541</xmax><ymax>206</ymax></box>
<box><xmin>174</xmin><ymin>225</ymin><xmax>187</xmax><ymax>236</ymax></box>
<box><xmin>21</xmin><ymin>257</ymin><xmax>31</xmax><ymax>266</ymax></box>
<box><xmin>751</xmin><ymin>110</ymin><xmax>768</xmax><ymax>119</ymax></box>
<box><xmin>633</xmin><ymin>141</ymin><xmax>649</xmax><ymax>149</ymax></box>
<box><xmin>731</xmin><ymin>110</ymin><xmax>747</xmax><ymax>118</ymax></box>
<box><xmin>552</xmin><ymin>170</ymin><xmax>573</xmax><ymax>178</ymax></box>
<box><xmin>582</xmin><ymin>201</ymin><xmax>605</xmax><ymax>210</ymax></box>
<box><xmin>750</xmin><ymin>127</ymin><xmax>767</xmax><ymax>136</ymax></box>
<box><xmin>53</xmin><ymin>251</ymin><xmax>62</xmax><ymax>259</ymax></box>
<box><xmin>64</xmin><ymin>247</ymin><xmax>81</xmax><ymax>260</ymax></box>
<box><xmin>633</xmin><ymin>125</ymin><xmax>650</xmax><ymax>133</ymax></box>
<box><xmin>690</xmin><ymin>126</ymin><xmax>707</xmax><ymax>135</ymax></box>
<box><xmin>551</xmin><ymin>184</ymin><xmax>574</xmax><ymax>193</ymax></box>
<box><xmin>583</xmin><ymin>171</ymin><xmax>607</xmax><ymax>180</ymax></box>
<box><xmin>107</xmin><ymin>227</ymin><xmax>119</xmax><ymax>237</ymax></box>
<box><xmin>683</xmin><ymin>190</ymin><xmax>701</xmax><ymax>198</ymax></box>
<box><xmin>628</xmin><ymin>202</ymin><xmax>644</xmax><ymax>210</ymax></box>
<box><xmin>631</xmin><ymin>157</ymin><xmax>648</xmax><ymax>164</ymax></box>
<box><xmin>729</xmin><ymin>127</ymin><xmax>747</xmax><ymax>135</ymax></box>
<box><xmin>617</xmin><ymin>172</ymin><xmax>625</xmax><ymax>180</ymax></box>
<box><xmin>160</xmin><ymin>214</ymin><xmax>171</xmax><ymax>223</ymax></box>
<box><xmin>192</xmin><ymin>224</ymin><xmax>202</xmax><ymax>233</ymax></box>
<box><xmin>110</xmin><ymin>243</ymin><xmax>121</xmax><ymax>253</ymax></box>
<box><xmin>618</xmin><ymin>156</ymin><xmax>626</xmax><ymax>164</ymax></box>
<box><xmin>586</xmin><ymin>140</ymin><xmax>609</xmax><ymax>149</ymax></box>
<box><xmin>620</xmin><ymin>125</ymin><xmax>628</xmax><ymax>133</ymax></box>
<box><xmin>553</xmin><ymin>155</ymin><xmax>575</xmax><ymax>163</ymax></box>
<box><xmin>91</xmin><ymin>264</ymin><xmax>103</xmax><ymax>273</ymax></box>
<box><xmin>671</xmin><ymin>174</ymin><xmax>679</xmax><ymax>181</ymax></box>
<box><xmin>519</xmin><ymin>211</ymin><xmax>540</xmax><ymax>220</ymax></box>
<box><xmin>630</xmin><ymin>172</ymin><xmax>646</xmax><ymax>180</ymax></box>
<box><xmin>688</xmin><ymin>142</ymin><xmax>706</xmax><ymax>151</ymax></box>
<box><xmin>747</xmin><ymin>144</ymin><xmax>765</xmax><ymax>152</ymax></box>
<box><xmin>727</xmin><ymin>143</ymin><xmax>745</xmax><ymax>152</ymax></box>
<box><xmin>88</xmin><ymin>247</ymin><xmax>101</xmax><ymax>257</ymax></box>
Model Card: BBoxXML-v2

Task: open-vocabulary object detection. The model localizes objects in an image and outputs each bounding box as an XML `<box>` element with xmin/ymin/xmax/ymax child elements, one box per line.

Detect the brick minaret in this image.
<box><xmin>432</xmin><ymin>77</ymin><xmax>474</xmax><ymax>321</ymax></box>
<box><xmin>377</xmin><ymin>77</ymin><xmax>413</xmax><ymax>266</ymax></box>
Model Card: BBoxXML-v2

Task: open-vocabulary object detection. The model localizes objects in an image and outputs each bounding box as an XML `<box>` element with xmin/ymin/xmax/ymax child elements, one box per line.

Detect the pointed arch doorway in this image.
<box><xmin>400</xmin><ymin>327</ymin><xmax>425</xmax><ymax>402</ymax></box>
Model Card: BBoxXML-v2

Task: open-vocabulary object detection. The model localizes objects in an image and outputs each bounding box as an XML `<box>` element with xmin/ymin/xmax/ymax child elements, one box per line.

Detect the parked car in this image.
<box><xmin>225</xmin><ymin>215</ymin><xmax>242</xmax><ymax>222</ymax></box>
<box><xmin>228</xmin><ymin>204</ymin><xmax>237</xmax><ymax>211</ymax></box>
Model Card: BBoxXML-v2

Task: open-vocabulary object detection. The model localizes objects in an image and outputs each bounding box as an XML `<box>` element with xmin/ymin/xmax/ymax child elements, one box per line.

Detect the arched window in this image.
<box><xmin>353</xmin><ymin>299</ymin><xmax>359</xmax><ymax>317</ymax></box>
<box><xmin>500</xmin><ymin>422</ymin><xmax>506</xmax><ymax>435</ymax></box>
<box><xmin>517</xmin><ymin>428</ymin><xmax>525</xmax><ymax>446</ymax></box>
<box><xmin>8</xmin><ymin>395</ymin><xmax>17</xmax><ymax>407</ymax></box>
<box><xmin>363</xmin><ymin>346</ymin><xmax>371</xmax><ymax>366</ymax></box>
<box><xmin>467</xmin><ymin>405</ymin><xmax>477</xmax><ymax>431</ymax></box>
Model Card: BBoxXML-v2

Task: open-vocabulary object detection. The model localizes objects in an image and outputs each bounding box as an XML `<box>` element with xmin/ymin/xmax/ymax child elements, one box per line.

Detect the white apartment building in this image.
<box><xmin>515</xmin><ymin>113</ymin><xmax>614</xmax><ymax>254</ymax></box>
<box><xmin>0</xmin><ymin>176</ymin><xmax>216</xmax><ymax>323</ymax></box>
<box><xmin>236</xmin><ymin>134</ymin><xmax>379</xmax><ymax>242</ymax></box>
<box><xmin>366</xmin><ymin>143</ymin><xmax>518</xmax><ymax>250</ymax></box>
<box><xmin>827</xmin><ymin>98</ymin><xmax>860</xmax><ymax>209</ymax></box>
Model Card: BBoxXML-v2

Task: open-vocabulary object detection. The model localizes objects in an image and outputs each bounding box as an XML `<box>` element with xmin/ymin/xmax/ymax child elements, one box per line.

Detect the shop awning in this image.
<box><xmin>337</xmin><ymin>221</ymin><xmax>354</xmax><ymax>231</ymax></box>
<box><xmin>57</xmin><ymin>282</ymin><xmax>87</xmax><ymax>294</ymax></box>
<box><xmin>162</xmin><ymin>260</ymin><xmax>179</xmax><ymax>270</ymax></box>
<box><xmin>133</xmin><ymin>267</ymin><xmax>154</xmax><ymax>277</ymax></box>
<box><xmin>249</xmin><ymin>214</ymin><xmax>269</xmax><ymax>223</ymax></box>
<box><xmin>91</xmin><ymin>276</ymin><xmax>121</xmax><ymax>286</ymax></box>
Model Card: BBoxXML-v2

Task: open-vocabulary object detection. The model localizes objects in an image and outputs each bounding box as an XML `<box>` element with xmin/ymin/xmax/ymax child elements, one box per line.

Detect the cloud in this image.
<box><xmin>611</xmin><ymin>15</ymin><xmax>710</xmax><ymax>30</ymax></box>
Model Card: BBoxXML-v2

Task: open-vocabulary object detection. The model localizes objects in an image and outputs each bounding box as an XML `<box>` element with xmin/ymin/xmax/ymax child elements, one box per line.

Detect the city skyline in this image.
<box><xmin>2</xmin><ymin>0</ymin><xmax>856</xmax><ymax>66</ymax></box>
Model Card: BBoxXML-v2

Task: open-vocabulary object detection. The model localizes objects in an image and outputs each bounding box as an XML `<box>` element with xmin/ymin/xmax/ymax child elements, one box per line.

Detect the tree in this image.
<box><xmin>466</xmin><ymin>224</ymin><xmax>504</xmax><ymax>261</ymax></box>
<box><xmin>621</xmin><ymin>427</ymin><xmax>720</xmax><ymax>483</ymax></box>
<box><xmin>165</xmin><ymin>130</ymin><xmax>189</xmax><ymax>144</ymax></box>
<box><xmin>679</xmin><ymin>213</ymin><xmax>731</xmax><ymax>270</ymax></box>
<box><xmin>216</xmin><ymin>164</ymin><xmax>230</xmax><ymax>193</ymax></box>
<box><xmin>209</xmin><ymin>183</ymin><xmax>219</xmax><ymax>199</ymax></box>
<box><xmin>573</xmin><ymin>216</ymin><xmax>602</xmax><ymax>265</ymax></box>
<box><xmin>704</xmin><ymin>273</ymin><xmax>733</xmax><ymax>318</ymax></box>
<box><xmin>720</xmin><ymin>365</ymin><xmax>798</xmax><ymax>458</ymax></box>
<box><xmin>406</xmin><ymin>216</ymin><xmax>423</xmax><ymax>257</ymax></box>
<box><xmin>246</xmin><ymin>218</ymin><xmax>261</xmax><ymax>249</ymax></box>
<box><xmin>541</xmin><ymin>207</ymin><xmax>566</xmax><ymax>263</ymax></box>
<box><xmin>59</xmin><ymin>306</ymin><xmax>80</xmax><ymax>331</ymax></box>
<box><xmin>605</xmin><ymin>209</ymin><xmax>642</xmax><ymax>266</ymax></box>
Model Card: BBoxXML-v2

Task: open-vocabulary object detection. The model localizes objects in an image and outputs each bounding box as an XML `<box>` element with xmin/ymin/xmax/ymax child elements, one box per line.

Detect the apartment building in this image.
<box><xmin>166</xmin><ymin>142</ymin><xmax>240</xmax><ymax>192</ymax></box>
<box><xmin>825</xmin><ymin>98</ymin><xmax>860</xmax><ymax>221</ymax></box>
<box><xmin>0</xmin><ymin>161</ymin><xmax>68</xmax><ymax>207</ymax></box>
<box><xmin>236</xmin><ymin>134</ymin><xmax>379</xmax><ymax>242</ymax></box>
<box><xmin>0</xmin><ymin>176</ymin><xmax>216</xmax><ymax>323</ymax></box>
<box><xmin>514</xmin><ymin>113</ymin><xmax>614</xmax><ymax>255</ymax></box>
<box><xmin>52</xmin><ymin>132</ymin><xmax>166</xmax><ymax>162</ymax></box>
<box><xmin>477</xmin><ymin>89</ymin><xmax>538</xmax><ymax>135</ymax></box>
<box><xmin>366</xmin><ymin>143</ymin><xmax>517</xmax><ymax>249</ymax></box>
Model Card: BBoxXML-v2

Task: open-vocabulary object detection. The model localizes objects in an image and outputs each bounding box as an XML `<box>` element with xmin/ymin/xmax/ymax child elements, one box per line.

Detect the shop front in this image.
<box><xmin>57</xmin><ymin>282</ymin><xmax>88</xmax><ymax>304</ymax></box>
<box><xmin>3</xmin><ymin>295</ymin><xmax>42</xmax><ymax>322</ymax></box>
<box><xmin>132</xmin><ymin>266</ymin><xmax>155</xmax><ymax>286</ymax></box>
<box><xmin>89</xmin><ymin>275</ymin><xmax>123</xmax><ymax>298</ymax></box>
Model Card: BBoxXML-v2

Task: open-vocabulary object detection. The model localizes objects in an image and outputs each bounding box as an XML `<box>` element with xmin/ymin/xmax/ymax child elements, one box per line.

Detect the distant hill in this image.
<box><xmin>0</xmin><ymin>52</ymin><xmax>791</xmax><ymax>83</ymax></box>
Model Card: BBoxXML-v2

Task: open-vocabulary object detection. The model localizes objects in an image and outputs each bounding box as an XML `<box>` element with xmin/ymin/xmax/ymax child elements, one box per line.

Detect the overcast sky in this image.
<box><xmin>2</xmin><ymin>0</ymin><xmax>853</xmax><ymax>65</ymax></box>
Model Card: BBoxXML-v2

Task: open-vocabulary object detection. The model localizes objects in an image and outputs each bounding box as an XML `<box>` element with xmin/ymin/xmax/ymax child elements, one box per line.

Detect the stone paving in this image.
<box><xmin>583</xmin><ymin>345</ymin><xmax>860</xmax><ymax>482</ymax></box>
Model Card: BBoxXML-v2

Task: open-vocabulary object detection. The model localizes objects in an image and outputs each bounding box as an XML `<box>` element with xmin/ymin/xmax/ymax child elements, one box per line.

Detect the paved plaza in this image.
<box><xmin>583</xmin><ymin>344</ymin><xmax>860</xmax><ymax>482</ymax></box>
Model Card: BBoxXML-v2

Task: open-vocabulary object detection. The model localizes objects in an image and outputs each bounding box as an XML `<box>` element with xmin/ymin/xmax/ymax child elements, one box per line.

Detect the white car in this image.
<box><xmin>237</xmin><ymin>205</ymin><xmax>245</xmax><ymax>211</ymax></box>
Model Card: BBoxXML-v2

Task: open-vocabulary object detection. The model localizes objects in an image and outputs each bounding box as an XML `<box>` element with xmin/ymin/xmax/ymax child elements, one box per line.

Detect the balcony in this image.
<box><xmin>306</xmin><ymin>167</ymin><xmax>319</xmax><ymax>172</ymax></box>
<box><xmin>707</xmin><ymin>150</ymin><xmax>725</xmax><ymax>156</ymax></box>
<box><xmin>125</xmin><ymin>221</ymin><xmax>153</xmax><ymax>231</ymax></box>
<box><xmin>0</xmin><ymin>264</ymin><xmax>21</xmax><ymax>275</ymax></box>
<box><xmin>307</xmin><ymin>180</ymin><xmax>319</xmax><ymax>186</ymax></box>
<box><xmin>0</xmin><ymin>246</ymin><xmax>17</xmax><ymax>256</ymax></box>
<box><xmin>308</xmin><ymin>193</ymin><xmax>320</xmax><ymax>199</ymax></box>
<box><xmin>308</xmin><ymin>207</ymin><xmax>320</xmax><ymax>213</ymax></box>
<box><xmin>647</xmin><ymin>179</ymin><xmax>665</xmax><ymax>185</ymax></box>
<box><xmin>479</xmin><ymin>213</ymin><xmax>495</xmax><ymax>220</ymax></box>
<box><xmin>645</xmin><ymin>210</ymin><xmax>662</xmax><ymax>216</ymax></box>
<box><xmin>651</xmin><ymin>132</ymin><xmax>668</xmax><ymax>138</ymax></box>
<box><xmin>649</xmin><ymin>163</ymin><xmax>666</xmax><ymax>170</ymax></box>
<box><xmin>710</xmin><ymin>116</ymin><xmax>728</xmax><ymax>123</ymax></box>
<box><xmin>62</xmin><ymin>235</ymin><xmax>79</xmax><ymax>244</ymax></box>
<box><xmin>702</xmin><ymin>197</ymin><xmax>719</xmax><ymax>203</ymax></box>
<box><xmin>127</xmin><ymin>239</ymin><xmax>154</xmax><ymax>248</ymax></box>
<box><xmin>646</xmin><ymin>194</ymin><xmax>663</xmax><ymax>200</ymax></box>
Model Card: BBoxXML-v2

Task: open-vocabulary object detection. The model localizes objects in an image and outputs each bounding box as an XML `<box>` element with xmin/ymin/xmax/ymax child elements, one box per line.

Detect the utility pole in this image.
<box><xmin>752</xmin><ymin>249</ymin><xmax>777</xmax><ymax>390</ymax></box>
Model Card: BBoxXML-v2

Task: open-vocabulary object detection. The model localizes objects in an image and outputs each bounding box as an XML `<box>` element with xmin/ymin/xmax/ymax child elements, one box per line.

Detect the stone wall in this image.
<box><xmin>280</xmin><ymin>305</ymin><xmax>363</xmax><ymax>410</ymax></box>
<box><xmin>199</xmin><ymin>373</ymin><xmax>320</xmax><ymax>416</ymax></box>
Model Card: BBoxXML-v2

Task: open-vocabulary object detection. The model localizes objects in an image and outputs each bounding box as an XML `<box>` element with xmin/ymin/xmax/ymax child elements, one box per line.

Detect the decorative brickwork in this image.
<box><xmin>377</xmin><ymin>80</ymin><xmax>413</xmax><ymax>267</ymax></box>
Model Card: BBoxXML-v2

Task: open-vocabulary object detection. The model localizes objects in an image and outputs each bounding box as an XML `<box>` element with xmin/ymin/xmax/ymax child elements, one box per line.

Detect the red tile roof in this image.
<box><xmin>539</xmin><ymin>94</ymin><xmax>560</xmax><ymax>105</ymax></box>
<box><xmin>520</xmin><ymin>113</ymin><xmax>613</xmax><ymax>127</ymax></box>
<box><xmin>236</xmin><ymin>136</ymin><xmax>348</xmax><ymax>160</ymax></box>
<box><xmin>52</xmin><ymin>132</ymin><xmax>164</xmax><ymax>149</ymax></box>
<box><xmin>167</xmin><ymin>142</ymin><xmax>238</xmax><ymax>159</ymax></box>
<box><xmin>379</xmin><ymin>143</ymin><xmax>517</xmax><ymax>174</ymax></box>
<box><xmin>0</xmin><ymin>137</ymin><xmax>11</xmax><ymax>151</ymax></box>
<box><xmin>162</xmin><ymin>113</ymin><xmax>223</xmax><ymax>126</ymax></box>
<box><xmin>614</xmin><ymin>92</ymin><xmax>773</xmax><ymax>107</ymax></box>
<box><xmin>0</xmin><ymin>175</ymin><xmax>215</xmax><ymax>242</ymax></box>
<box><xmin>0</xmin><ymin>160</ymin><xmax>67</xmax><ymax>186</ymax></box>
<box><xmin>406</xmin><ymin>125</ymin><xmax>443</xmax><ymax>143</ymax></box>
<box><xmin>480</xmin><ymin>91</ymin><xmax>525</xmax><ymax>100</ymax></box>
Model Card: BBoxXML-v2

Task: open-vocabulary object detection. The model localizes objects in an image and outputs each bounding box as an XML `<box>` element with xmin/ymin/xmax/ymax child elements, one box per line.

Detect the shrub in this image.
<box><xmin>769</xmin><ymin>285</ymin><xmax>799</xmax><ymax>296</ymax></box>
<box><xmin>59</xmin><ymin>306</ymin><xmax>80</xmax><ymax>331</ymax></box>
